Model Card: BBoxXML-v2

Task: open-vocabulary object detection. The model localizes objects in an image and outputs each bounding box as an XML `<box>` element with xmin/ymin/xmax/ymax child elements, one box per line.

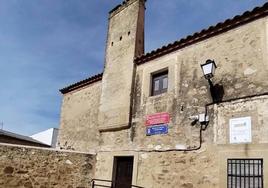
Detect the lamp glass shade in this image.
<box><xmin>201</xmin><ymin>60</ymin><xmax>216</xmax><ymax>79</ymax></box>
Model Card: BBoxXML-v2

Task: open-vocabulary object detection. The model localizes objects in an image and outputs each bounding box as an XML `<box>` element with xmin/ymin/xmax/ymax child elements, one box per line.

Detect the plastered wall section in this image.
<box><xmin>57</xmin><ymin>81</ymin><xmax>102</xmax><ymax>152</ymax></box>
<box><xmin>0</xmin><ymin>144</ymin><xmax>95</xmax><ymax>188</ymax></box>
<box><xmin>215</xmin><ymin>96</ymin><xmax>268</xmax><ymax>145</ymax></box>
<box><xmin>214</xmin><ymin>96</ymin><xmax>268</xmax><ymax>188</ymax></box>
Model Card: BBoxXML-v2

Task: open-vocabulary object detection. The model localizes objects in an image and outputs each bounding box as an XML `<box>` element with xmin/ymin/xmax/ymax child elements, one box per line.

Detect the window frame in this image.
<box><xmin>227</xmin><ymin>158</ymin><xmax>263</xmax><ymax>188</ymax></box>
<box><xmin>150</xmin><ymin>69</ymin><xmax>168</xmax><ymax>96</ymax></box>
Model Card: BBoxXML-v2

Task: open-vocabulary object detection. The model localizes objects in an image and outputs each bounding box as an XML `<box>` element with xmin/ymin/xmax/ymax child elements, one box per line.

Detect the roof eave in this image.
<box><xmin>60</xmin><ymin>73</ymin><xmax>103</xmax><ymax>94</ymax></box>
<box><xmin>135</xmin><ymin>2</ymin><xmax>268</xmax><ymax>65</ymax></box>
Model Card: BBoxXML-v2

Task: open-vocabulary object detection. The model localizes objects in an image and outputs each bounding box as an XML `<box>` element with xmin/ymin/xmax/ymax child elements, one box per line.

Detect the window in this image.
<box><xmin>151</xmin><ymin>70</ymin><xmax>168</xmax><ymax>96</ymax></box>
<box><xmin>227</xmin><ymin>159</ymin><xmax>263</xmax><ymax>188</ymax></box>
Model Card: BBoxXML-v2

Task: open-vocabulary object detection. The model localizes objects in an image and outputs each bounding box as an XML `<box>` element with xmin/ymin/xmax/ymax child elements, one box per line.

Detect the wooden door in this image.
<box><xmin>113</xmin><ymin>156</ymin><xmax>134</xmax><ymax>188</ymax></box>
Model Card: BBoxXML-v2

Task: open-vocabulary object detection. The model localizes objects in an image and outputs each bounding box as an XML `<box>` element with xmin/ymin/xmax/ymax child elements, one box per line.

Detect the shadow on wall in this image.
<box><xmin>210</xmin><ymin>81</ymin><xmax>225</xmax><ymax>103</ymax></box>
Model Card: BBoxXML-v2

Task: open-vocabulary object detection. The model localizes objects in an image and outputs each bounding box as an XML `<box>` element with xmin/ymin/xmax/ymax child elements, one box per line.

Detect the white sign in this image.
<box><xmin>229</xmin><ymin>117</ymin><xmax>252</xmax><ymax>144</ymax></box>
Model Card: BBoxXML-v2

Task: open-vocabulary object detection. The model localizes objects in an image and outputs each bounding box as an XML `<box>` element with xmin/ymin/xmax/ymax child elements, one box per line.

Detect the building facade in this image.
<box><xmin>57</xmin><ymin>1</ymin><xmax>268</xmax><ymax>187</ymax></box>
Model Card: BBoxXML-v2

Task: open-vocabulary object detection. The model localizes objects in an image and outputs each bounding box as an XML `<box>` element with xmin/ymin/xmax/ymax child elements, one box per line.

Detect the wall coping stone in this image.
<box><xmin>0</xmin><ymin>142</ymin><xmax>96</xmax><ymax>155</ymax></box>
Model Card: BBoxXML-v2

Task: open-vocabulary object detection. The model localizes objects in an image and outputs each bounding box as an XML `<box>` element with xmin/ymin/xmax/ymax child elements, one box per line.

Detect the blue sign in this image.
<box><xmin>146</xmin><ymin>124</ymin><xmax>168</xmax><ymax>136</ymax></box>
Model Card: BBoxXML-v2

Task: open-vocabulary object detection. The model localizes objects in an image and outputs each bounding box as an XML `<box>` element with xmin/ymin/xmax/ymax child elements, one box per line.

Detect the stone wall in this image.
<box><xmin>98</xmin><ymin>0</ymin><xmax>145</xmax><ymax>131</ymax></box>
<box><xmin>57</xmin><ymin>3</ymin><xmax>268</xmax><ymax>188</ymax></box>
<box><xmin>95</xmin><ymin>144</ymin><xmax>219</xmax><ymax>188</ymax></box>
<box><xmin>129</xmin><ymin>17</ymin><xmax>268</xmax><ymax>150</ymax></box>
<box><xmin>57</xmin><ymin>81</ymin><xmax>102</xmax><ymax>152</ymax></box>
<box><xmin>97</xmin><ymin>15</ymin><xmax>268</xmax><ymax>151</ymax></box>
<box><xmin>137</xmin><ymin>145</ymin><xmax>219</xmax><ymax>188</ymax></box>
<box><xmin>56</xmin><ymin>0</ymin><xmax>268</xmax><ymax>153</ymax></box>
<box><xmin>0</xmin><ymin>144</ymin><xmax>95</xmax><ymax>188</ymax></box>
<box><xmin>95</xmin><ymin>96</ymin><xmax>268</xmax><ymax>188</ymax></box>
<box><xmin>215</xmin><ymin>95</ymin><xmax>268</xmax><ymax>144</ymax></box>
<box><xmin>94</xmin><ymin>17</ymin><xmax>268</xmax><ymax>188</ymax></box>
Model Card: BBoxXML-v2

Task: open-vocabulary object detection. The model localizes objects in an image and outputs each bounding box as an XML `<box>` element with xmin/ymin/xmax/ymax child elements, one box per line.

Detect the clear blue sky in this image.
<box><xmin>0</xmin><ymin>0</ymin><xmax>266</xmax><ymax>136</ymax></box>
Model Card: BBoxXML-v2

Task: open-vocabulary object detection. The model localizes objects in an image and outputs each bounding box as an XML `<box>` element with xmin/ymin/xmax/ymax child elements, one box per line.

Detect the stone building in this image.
<box><xmin>57</xmin><ymin>1</ymin><xmax>268</xmax><ymax>187</ymax></box>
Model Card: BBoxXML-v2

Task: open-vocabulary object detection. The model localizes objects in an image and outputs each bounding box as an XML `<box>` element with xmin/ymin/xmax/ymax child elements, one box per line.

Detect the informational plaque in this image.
<box><xmin>229</xmin><ymin>117</ymin><xmax>252</xmax><ymax>144</ymax></box>
<box><xmin>146</xmin><ymin>124</ymin><xmax>168</xmax><ymax>136</ymax></box>
<box><xmin>145</xmin><ymin>112</ymin><xmax>170</xmax><ymax>126</ymax></box>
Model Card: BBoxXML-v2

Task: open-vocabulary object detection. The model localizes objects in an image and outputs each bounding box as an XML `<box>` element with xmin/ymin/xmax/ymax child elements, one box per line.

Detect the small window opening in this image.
<box><xmin>227</xmin><ymin>159</ymin><xmax>263</xmax><ymax>188</ymax></box>
<box><xmin>111</xmin><ymin>42</ymin><xmax>114</xmax><ymax>46</ymax></box>
<box><xmin>128</xmin><ymin>31</ymin><xmax>131</xmax><ymax>36</ymax></box>
<box><xmin>120</xmin><ymin>36</ymin><xmax>122</xmax><ymax>41</ymax></box>
<box><xmin>151</xmin><ymin>70</ymin><xmax>168</xmax><ymax>96</ymax></box>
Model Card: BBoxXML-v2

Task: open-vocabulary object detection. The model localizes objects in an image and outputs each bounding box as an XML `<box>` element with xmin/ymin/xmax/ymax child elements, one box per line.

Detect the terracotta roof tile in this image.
<box><xmin>60</xmin><ymin>73</ymin><xmax>103</xmax><ymax>94</ymax></box>
<box><xmin>135</xmin><ymin>2</ymin><xmax>268</xmax><ymax>65</ymax></box>
<box><xmin>60</xmin><ymin>2</ymin><xmax>268</xmax><ymax>94</ymax></box>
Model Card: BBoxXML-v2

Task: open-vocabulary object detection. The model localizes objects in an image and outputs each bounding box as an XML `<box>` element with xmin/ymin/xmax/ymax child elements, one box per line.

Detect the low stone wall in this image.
<box><xmin>0</xmin><ymin>144</ymin><xmax>95</xmax><ymax>188</ymax></box>
<box><xmin>137</xmin><ymin>145</ymin><xmax>219</xmax><ymax>188</ymax></box>
<box><xmin>95</xmin><ymin>144</ymin><xmax>219</xmax><ymax>188</ymax></box>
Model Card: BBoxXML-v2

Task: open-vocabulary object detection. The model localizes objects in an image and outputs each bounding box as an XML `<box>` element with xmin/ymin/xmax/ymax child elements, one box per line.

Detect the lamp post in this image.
<box><xmin>201</xmin><ymin>59</ymin><xmax>217</xmax><ymax>102</ymax></box>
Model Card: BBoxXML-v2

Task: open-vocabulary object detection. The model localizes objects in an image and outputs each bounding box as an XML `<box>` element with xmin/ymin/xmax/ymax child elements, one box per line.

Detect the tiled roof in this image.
<box><xmin>135</xmin><ymin>2</ymin><xmax>268</xmax><ymax>65</ymax></box>
<box><xmin>60</xmin><ymin>2</ymin><xmax>268</xmax><ymax>94</ymax></box>
<box><xmin>60</xmin><ymin>73</ymin><xmax>103</xmax><ymax>94</ymax></box>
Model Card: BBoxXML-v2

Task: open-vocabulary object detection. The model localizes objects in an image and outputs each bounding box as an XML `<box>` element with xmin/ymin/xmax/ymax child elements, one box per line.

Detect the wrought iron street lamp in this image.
<box><xmin>201</xmin><ymin>59</ymin><xmax>221</xmax><ymax>103</ymax></box>
<box><xmin>200</xmin><ymin>59</ymin><xmax>217</xmax><ymax>80</ymax></box>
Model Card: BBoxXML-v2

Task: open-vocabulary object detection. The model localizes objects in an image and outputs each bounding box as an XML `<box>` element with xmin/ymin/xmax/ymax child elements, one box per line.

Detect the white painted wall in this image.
<box><xmin>31</xmin><ymin>128</ymin><xmax>58</xmax><ymax>147</ymax></box>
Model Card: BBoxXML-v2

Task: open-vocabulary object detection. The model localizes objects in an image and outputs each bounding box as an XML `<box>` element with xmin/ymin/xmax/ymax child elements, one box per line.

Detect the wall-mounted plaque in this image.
<box><xmin>229</xmin><ymin>117</ymin><xmax>252</xmax><ymax>144</ymax></box>
<box><xmin>146</xmin><ymin>124</ymin><xmax>168</xmax><ymax>136</ymax></box>
<box><xmin>145</xmin><ymin>112</ymin><xmax>170</xmax><ymax>126</ymax></box>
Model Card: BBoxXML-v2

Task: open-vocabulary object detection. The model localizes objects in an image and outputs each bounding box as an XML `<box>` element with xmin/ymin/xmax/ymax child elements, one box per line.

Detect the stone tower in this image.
<box><xmin>98</xmin><ymin>0</ymin><xmax>145</xmax><ymax>131</ymax></box>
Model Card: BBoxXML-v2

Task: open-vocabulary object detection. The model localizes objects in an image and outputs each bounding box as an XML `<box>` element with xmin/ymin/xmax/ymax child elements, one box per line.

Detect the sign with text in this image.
<box><xmin>145</xmin><ymin>112</ymin><xmax>170</xmax><ymax>126</ymax></box>
<box><xmin>146</xmin><ymin>124</ymin><xmax>168</xmax><ymax>136</ymax></box>
<box><xmin>229</xmin><ymin>117</ymin><xmax>252</xmax><ymax>144</ymax></box>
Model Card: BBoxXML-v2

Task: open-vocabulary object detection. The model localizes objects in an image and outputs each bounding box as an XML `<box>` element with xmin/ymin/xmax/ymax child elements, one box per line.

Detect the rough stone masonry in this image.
<box><xmin>0</xmin><ymin>144</ymin><xmax>95</xmax><ymax>188</ymax></box>
<box><xmin>1</xmin><ymin>0</ymin><xmax>268</xmax><ymax>188</ymax></box>
<box><xmin>57</xmin><ymin>1</ymin><xmax>268</xmax><ymax>187</ymax></box>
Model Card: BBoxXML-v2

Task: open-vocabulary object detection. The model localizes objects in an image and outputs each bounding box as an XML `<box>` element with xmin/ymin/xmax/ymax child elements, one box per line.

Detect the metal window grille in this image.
<box><xmin>227</xmin><ymin>159</ymin><xmax>263</xmax><ymax>188</ymax></box>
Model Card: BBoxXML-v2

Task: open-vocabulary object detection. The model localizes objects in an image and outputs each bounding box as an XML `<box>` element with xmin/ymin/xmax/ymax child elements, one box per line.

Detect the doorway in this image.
<box><xmin>112</xmin><ymin>156</ymin><xmax>134</xmax><ymax>188</ymax></box>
